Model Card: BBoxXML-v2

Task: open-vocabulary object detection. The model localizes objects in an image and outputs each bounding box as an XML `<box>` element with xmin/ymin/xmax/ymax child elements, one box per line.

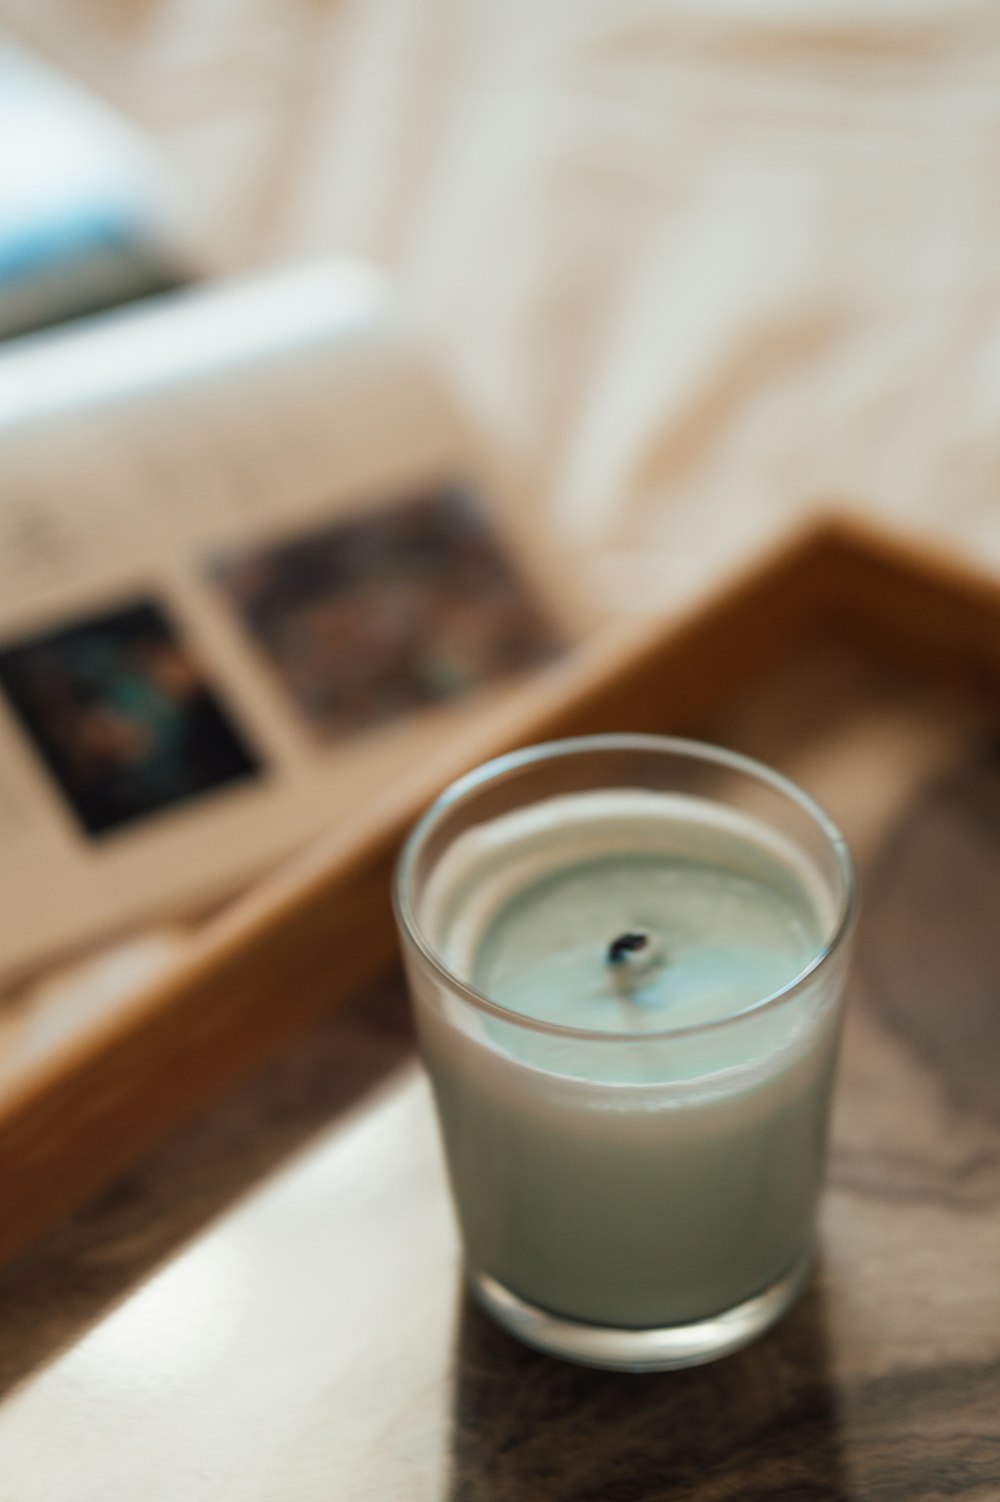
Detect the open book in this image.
<box><xmin>0</xmin><ymin>265</ymin><xmax>588</xmax><ymax>984</ymax></box>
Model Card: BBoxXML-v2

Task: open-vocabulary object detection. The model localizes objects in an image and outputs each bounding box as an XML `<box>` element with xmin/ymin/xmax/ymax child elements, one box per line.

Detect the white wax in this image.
<box><xmin>412</xmin><ymin>790</ymin><xmax>846</xmax><ymax>1328</ymax></box>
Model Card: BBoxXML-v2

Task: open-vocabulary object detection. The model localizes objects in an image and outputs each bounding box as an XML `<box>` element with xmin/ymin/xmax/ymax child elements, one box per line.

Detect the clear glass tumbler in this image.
<box><xmin>393</xmin><ymin>735</ymin><xmax>856</xmax><ymax>1371</ymax></box>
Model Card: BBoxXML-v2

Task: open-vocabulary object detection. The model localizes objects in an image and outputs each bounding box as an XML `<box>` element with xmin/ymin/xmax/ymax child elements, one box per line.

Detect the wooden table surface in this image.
<box><xmin>0</xmin><ymin>648</ymin><xmax>998</xmax><ymax>1500</ymax></box>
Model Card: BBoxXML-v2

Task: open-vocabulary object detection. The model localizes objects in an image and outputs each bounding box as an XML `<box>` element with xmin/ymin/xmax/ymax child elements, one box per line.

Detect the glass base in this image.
<box><xmin>468</xmin><ymin>1253</ymin><xmax>812</xmax><ymax>1372</ymax></box>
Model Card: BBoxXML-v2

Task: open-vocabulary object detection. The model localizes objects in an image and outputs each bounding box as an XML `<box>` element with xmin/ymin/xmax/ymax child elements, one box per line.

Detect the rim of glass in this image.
<box><xmin>393</xmin><ymin>734</ymin><xmax>857</xmax><ymax>1042</ymax></box>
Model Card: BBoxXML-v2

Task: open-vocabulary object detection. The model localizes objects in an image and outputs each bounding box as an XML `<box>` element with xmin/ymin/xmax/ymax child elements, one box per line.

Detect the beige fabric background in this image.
<box><xmin>4</xmin><ymin>0</ymin><xmax>1000</xmax><ymax>615</ymax></box>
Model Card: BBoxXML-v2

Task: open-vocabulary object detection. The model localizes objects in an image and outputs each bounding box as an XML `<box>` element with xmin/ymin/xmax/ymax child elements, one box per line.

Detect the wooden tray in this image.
<box><xmin>3</xmin><ymin>512</ymin><xmax>1000</xmax><ymax>1272</ymax></box>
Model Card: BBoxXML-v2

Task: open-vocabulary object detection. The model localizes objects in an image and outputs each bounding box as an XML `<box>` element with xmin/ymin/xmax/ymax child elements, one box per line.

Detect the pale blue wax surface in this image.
<box><xmin>471</xmin><ymin>851</ymin><xmax>820</xmax><ymax>1036</ymax></box>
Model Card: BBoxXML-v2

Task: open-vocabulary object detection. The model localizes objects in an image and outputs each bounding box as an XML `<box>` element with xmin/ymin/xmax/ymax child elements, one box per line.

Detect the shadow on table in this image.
<box><xmin>447</xmin><ymin>1269</ymin><xmax>847</xmax><ymax>1502</ymax></box>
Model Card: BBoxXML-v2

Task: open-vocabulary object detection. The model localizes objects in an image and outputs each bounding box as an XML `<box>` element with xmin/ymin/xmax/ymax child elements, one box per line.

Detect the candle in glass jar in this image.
<box><xmin>395</xmin><ymin>739</ymin><xmax>855</xmax><ymax>1370</ymax></box>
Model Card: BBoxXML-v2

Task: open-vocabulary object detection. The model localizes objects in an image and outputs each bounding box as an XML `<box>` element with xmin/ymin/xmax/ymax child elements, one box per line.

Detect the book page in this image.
<box><xmin>0</xmin><ymin>265</ymin><xmax>591</xmax><ymax>984</ymax></box>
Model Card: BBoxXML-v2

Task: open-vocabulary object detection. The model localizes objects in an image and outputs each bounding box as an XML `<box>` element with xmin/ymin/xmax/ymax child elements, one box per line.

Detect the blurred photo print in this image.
<box><xmin>0</xmin><ymin>601</ymin><xmax>262</xmax><ymax>837</ymax></box>
<box><xmin>209</xmin><ymin>485</ymin><xmax>562</xmax><ymax>741</ymax></box>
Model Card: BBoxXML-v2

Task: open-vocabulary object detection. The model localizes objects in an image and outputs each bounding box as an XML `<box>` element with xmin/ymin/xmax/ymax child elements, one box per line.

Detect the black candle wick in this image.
<box><xmin>607</xmin><ymin>931</ymin><xmax>650</xmax><ymax>966</ymax></box>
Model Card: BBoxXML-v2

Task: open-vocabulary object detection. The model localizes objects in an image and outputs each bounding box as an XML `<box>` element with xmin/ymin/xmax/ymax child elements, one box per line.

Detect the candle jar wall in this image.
<box><xmin>393</xmin><ymin>736</ymin><xmax>856</xmax><ymax>1371</ymax></box>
